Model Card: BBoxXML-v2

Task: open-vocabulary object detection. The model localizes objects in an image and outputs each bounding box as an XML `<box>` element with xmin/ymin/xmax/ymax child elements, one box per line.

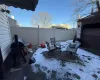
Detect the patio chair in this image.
<box><xmin>45</xmin><ymin>41</ymin><xmax>56</xmax><ymax>56</ymax></box>
<box><xmin>50</xmin><ymin>37</ymin><xmax>61</xmax><ymax>50</ymax></box>
<box><xmin>46</xmin><ymin>41</ymin><xmax>56</xmax><ymax>52</ymax></box>
<box><xmin>66</xmin><ymin>41</ymin><xmax>81</xmax><ymax>55</ymax></box>
<box><xmin>50</xmin><ymin>37</ymin><xmax>56</xmax><ymax>47</ymax></box>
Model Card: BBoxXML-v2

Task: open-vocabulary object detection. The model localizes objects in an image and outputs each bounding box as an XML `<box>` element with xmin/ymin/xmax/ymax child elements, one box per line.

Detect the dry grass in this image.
<box><xmin>43</xmin><ymin>50</ymin><xmax>85</xmax><ymax>66</ymax></box>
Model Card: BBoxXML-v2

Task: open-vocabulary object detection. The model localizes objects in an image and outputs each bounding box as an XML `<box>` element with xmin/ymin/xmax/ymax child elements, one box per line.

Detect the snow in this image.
<box><xmin>31</xmin><ymin>40</ymin><xmax>100</xmax><ymax>80</ymax></box>
<box><xmin>24</xmin><ymin>76</ymin><xmax>27</xmax><ymax>80</ymax></box>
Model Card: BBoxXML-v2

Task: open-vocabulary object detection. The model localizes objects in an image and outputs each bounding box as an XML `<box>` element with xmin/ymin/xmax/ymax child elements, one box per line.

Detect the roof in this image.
<box><xmin>78</xmin><ymin>11</ymin><xmax>100</xmax><ymax>22</ymax></box>
<box><xmin>0</xmin><ymin>0</ymin><xmax>38</xmax><ymax>11</ymax></box>
<box><xmin>78</xmin><ymin>11</ymin><xmax>100</xmax><ymax>24</ymax></box>
<box><xmin>51</xmin><ymin>24</ymin><xmax>70</xmax><ymax>29</ymax></box>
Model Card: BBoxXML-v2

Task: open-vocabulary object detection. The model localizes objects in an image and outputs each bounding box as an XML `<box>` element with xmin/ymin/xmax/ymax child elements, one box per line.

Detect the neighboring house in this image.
<box><xmin>78</xmin><ymin>11</ymin><xmax>100</xmax><ymax>25</ymax></box>
<box><xmin>52</xmin><ymin>26</ymin><xmax>68</xmax><ymax>30</ymax></box>
<box><xmin>8</xmin><ymin>17</ymin><xmax>23</xmax><ymax>27</ymax></box>
<box><xmin>8</xmin><ymin>17</ymin><xmax>18</xmax><ymax>27</ymax></box>
<box><xmin>77</xmin><ymin>11</ymin><xmax>100</xmax><ymax>54</ymax></box>
<box><xmin>51</xmin><ymin>24</ymin><xmax>70</xmax><ymax>29</ymax></box>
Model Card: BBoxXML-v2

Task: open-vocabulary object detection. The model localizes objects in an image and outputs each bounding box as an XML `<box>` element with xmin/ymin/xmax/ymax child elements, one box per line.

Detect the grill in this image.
<box><xmin>10</xmin><ymin>35</ymin><xmax>26</xmax><ymax>67</ymax></box>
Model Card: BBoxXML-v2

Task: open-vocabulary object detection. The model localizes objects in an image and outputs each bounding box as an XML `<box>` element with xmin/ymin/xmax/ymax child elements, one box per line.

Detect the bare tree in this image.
<box><xmin>32</xmin><ymin>12</ymin><xmax>52</xmax><ymax>28</ymax></box>
<box><xmin>69</xmin><ymin>0</ymin><xmax>100</xmax><ymax>24</ymax></box>
<box><xmin>73</xmin><ymin>0</ymin><xmax>100</xmax><ymax>15</ymax></box>
<box><xmin>96</xmin><ymin>0</ymin><xmax>100</xmax><ymax>10</ymax></box>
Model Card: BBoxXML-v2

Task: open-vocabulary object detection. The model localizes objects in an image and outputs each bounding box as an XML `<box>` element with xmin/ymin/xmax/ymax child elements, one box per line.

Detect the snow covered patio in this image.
<box><xmin>31</xmin><ymin>41</ymin><xmax>100</xmax><ymax>80</ymax></box>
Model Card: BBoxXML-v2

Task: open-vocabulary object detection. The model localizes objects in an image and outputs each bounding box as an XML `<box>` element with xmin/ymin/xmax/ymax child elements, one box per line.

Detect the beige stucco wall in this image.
<box><xmin>10</xmin><ymin>27</ymin><xmax>38</xmax><ymax>45</ymax></box>
<box><xmin>10</xmin><ymin>27</ymin><xmax>76</xmax><ymax>45</ymax></box>
<box><xmin>55</xmin><ymin>29</ymin><xmax>75</xmax><ymax>41</ymax></box>
<box><xmin>39</xmin><ymin>28</ymin><xmax>55</xmax><ymax>44</ymax></box>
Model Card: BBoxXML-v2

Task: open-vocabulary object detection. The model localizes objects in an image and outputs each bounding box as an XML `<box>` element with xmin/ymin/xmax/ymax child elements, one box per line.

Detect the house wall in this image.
<box><xmin>10</xmin><ymin>27</ymin><xmax>76</xmax><ymax>45</ymax></box>
<box><xmin>0</xmin><ymin>5</ymin><xmax>11</xmax><ymax>61</ymax></box>
<box><xmin>8</xmin><ymin>17</ymin><xmax>17</xmax><ymax>27</ymax></box>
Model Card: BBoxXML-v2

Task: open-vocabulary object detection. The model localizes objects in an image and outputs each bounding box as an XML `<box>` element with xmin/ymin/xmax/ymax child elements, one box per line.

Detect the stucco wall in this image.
<box><xmin>10</xmin><ymin>27</ymin><xmax>76</xmax><ymax>45</ymax></box>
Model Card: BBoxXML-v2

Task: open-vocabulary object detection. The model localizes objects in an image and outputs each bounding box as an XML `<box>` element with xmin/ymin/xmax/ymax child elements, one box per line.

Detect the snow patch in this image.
<box><xmin>31</xmin><ymin>40</ymin><xmax>100</xmax><ymax>80</ymax></box>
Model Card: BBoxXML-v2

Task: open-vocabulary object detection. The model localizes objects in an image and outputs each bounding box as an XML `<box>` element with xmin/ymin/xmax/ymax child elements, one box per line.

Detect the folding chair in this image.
<box><xmin>50</xmin><ymin>37</ymin><xmax>56</xmax><ymax>47</ymax></box>
<box><xmin>46</xmin><ymin>41</ymin><xmax>57</xmax><ymax>56</ymax></box>
<box><xmin>50</xmin><ymin>37</ymin><xmax>61</xmax><ymax>50</ymax></box>
<box><xmin>46</xmin><ymin>41</ymin><xmax>56</xmax><ymax>52</ymax></box>
<box><xmin>66</xmin><ymin>41</ymin><xmax>81</xmax><ymax>54</ymax></box>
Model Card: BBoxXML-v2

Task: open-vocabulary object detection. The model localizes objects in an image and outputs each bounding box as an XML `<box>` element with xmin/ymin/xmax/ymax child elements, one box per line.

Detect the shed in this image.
<box><xmin>78</xmin><ymin>11</ymin><xmax>100</xmax><ymax>54</ymax></box>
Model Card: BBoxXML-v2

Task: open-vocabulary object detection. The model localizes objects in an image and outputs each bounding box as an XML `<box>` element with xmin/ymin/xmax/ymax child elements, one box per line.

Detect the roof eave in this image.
<box><xmin>0</xmin><ymin>0</ymin><xmax>38</xmax><ymax>11</ymax></box>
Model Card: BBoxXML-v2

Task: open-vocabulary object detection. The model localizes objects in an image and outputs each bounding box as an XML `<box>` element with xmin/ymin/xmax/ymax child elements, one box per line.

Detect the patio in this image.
<box><xmin>1</xmin><ymin>40</ymin><xmax>100</xmax><ymax>80</ymax></box>
<box><xmin>0</xmin><ymin>0</ymin><xmax>100</xmax><ymax>80</ymax></box>
<box><xmin>29</xmin><ymin>40</ymin><xmax>100</xmax><ymax>80</ymax></box>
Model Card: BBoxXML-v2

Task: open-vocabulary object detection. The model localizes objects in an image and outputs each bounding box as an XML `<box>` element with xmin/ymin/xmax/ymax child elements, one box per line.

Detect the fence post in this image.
<box><xmin>54</xmin><ymin>27</ymin><xmax>56</xmax><ymax>39</ymax></box>
<box><xmin>38</xmin><ymin>25</ymin><xmax>39</xmax><ymax>45</ymax></box>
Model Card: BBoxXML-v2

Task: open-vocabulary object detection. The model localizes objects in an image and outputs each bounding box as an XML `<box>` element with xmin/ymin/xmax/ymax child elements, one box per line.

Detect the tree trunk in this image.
<box><xmin>96</xmin><ymin>0</ymin><xmax>100</xmax><ymax>11</ymax></box>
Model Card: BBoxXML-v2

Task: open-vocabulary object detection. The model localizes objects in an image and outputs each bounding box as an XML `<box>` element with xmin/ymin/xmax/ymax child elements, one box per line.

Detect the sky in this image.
<box><xmin>8</xmin><ymin>0</ymin><xmax>91</xmax><ymax>28</ymax></box>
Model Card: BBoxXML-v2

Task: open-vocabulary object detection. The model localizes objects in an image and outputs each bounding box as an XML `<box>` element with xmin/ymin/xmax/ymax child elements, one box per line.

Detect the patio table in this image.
<box><xmin>55</xmin><ymin>42</ymin><xmax>69</xmax><ymax>50</ymax></box>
